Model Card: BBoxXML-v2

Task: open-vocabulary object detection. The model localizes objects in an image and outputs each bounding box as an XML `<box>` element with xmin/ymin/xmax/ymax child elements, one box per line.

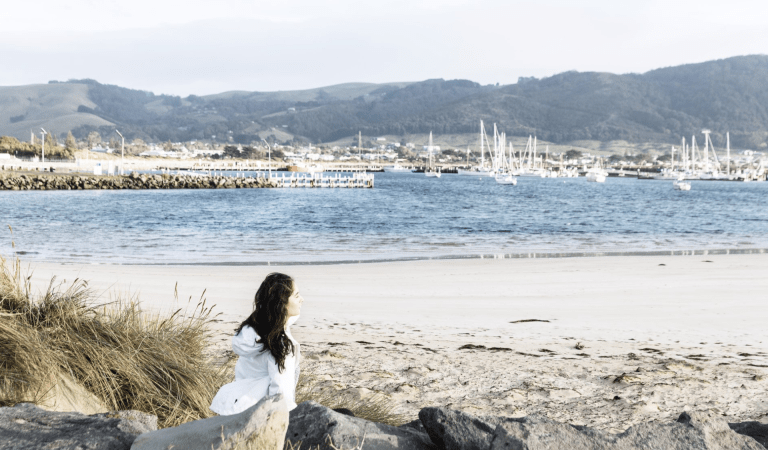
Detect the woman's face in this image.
<box><xmin>286</xmin><ymin>287</ymin><xmax>304</xmax><ymax>317</ymax></box>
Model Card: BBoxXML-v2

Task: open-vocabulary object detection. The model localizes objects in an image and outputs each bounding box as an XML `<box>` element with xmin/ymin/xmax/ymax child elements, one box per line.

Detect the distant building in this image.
<box><xmin>90</xmin><ymin>146</ymin><xmax>113</xmax><ymax>154</ymax></box>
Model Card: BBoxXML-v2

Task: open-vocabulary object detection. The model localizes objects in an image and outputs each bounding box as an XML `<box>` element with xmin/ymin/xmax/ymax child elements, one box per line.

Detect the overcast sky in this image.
<box><xmin>2</xmin><ymin>0</ymin><xmax>766</xmax><ymax>96</ymax></box>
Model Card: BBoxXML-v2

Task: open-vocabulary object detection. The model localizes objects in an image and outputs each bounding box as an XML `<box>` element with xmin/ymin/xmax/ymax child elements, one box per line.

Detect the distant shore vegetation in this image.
<box><xmin>0</xmin><ymin>135</ymin><xmax>76</xmax><ymax>159</ymax></box>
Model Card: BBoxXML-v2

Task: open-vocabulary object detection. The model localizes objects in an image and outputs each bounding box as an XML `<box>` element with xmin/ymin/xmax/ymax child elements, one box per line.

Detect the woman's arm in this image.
<box><xmin>266</xmin><ymin>352</ymin><xmax>298</xmax><ymax>410</ymax></box>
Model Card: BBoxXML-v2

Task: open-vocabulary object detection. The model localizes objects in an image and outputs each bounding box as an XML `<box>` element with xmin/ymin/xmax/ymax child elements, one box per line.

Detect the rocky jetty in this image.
<box><xmin>0</xmin><ymin>172</ymin><xmax>278</xmax><ymax>190</ymax></box>
<box><xmin>2</xmin><ymin>399</ymin><xmax>766</xmax><ymax>450</ymax></box>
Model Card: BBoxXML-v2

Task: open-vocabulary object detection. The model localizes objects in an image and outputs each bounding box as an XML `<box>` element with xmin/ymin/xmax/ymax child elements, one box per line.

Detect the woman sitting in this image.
<box><xmin>210</xmin><ymin>272</ymin><xmax>304</xmax><ymax>415</ymax></box>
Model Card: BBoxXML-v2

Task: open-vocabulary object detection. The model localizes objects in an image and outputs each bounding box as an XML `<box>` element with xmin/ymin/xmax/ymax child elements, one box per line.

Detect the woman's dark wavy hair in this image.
<box><xmin>235</xmin><ymin>272</ymin><xmax>296</xmax><ymax>372</ymax></box>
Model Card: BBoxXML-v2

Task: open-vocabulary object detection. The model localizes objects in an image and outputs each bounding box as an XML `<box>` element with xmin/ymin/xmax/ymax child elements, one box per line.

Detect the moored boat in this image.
<box><xmin>673</xmin><ymin>179</ymin><xmax>691</xmax><ymax>190</ymax></box>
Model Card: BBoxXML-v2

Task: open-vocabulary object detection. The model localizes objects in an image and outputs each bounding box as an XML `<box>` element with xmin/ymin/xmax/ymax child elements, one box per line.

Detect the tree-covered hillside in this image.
<box><xmin>4</xmin><ymin>55</ymin><xmax>767</xmax><ymax>149</ymax></box>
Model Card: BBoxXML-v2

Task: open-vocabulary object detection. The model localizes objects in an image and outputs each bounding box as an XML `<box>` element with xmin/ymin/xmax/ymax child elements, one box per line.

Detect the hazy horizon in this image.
<box><xmin>3</xmin><ymin>0</ymin><xmax>768</xmax><ymax>97</ymax></box>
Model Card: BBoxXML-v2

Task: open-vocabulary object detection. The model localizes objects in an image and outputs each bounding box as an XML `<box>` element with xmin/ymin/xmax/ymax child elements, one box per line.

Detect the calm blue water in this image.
<box><xmin>1</xmin><ymin>173</ymin><xmax>767</xmax><ymax>264</ymax></box>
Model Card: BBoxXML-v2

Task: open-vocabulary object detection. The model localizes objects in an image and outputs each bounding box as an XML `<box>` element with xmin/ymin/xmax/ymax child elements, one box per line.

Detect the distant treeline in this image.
<box><xmin>0</xmin><ymin>135</ymin><xmax>76</xmax><ymax>159</ymax></box>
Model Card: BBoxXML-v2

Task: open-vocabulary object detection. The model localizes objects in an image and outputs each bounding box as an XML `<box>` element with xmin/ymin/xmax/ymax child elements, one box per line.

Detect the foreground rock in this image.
<box><xmin>418</xmin><ymin>408</ymin><xmax>503</xmax><ymax>450</ymax></box>
<box><xmin>420</xmin><ymin>407</ymin><xmax>765</xmax><ymax>450</ymax></box>
<box><xmin>0</xmin><ymin>403</ymin><xmax>156</xmax><ymax>450</ymax></box>
<box><xmin>131</xmin><ymin>394</ymin><xmax>288</xmax><ymax>450</ymax></box>
<box><xmin>286</xmin><ymin>401</ymin><xmax>435</xmax><ymax>450</ymax></box>
<box><xmin>730</xmin><ymin>421</ymin><xmax>768</xmax><ymax>449</ymax></box>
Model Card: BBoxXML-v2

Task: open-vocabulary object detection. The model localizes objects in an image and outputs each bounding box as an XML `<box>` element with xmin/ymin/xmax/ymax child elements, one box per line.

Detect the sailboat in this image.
<box><xmin>457</xmin><ymin>121</ymin><xmax>493</xmax><ymax>176</ymax></box>
<box><xmin>673</xmin><ymin>179</ymin><xmax>691</xmax><ymax>190</ymax></box>
<box><xmin>585</xmin><ymin>158</ymin><xmax>608</xmax><ymax>183</ymax></box>
<box><xmin>494</xmin><ymin>129</ymin><xmax>517</xmax><ymax>185</ymax></box>
<box><xmin>425</xmin><ymin>132</ymin><xmax>441</xmax><ymax>178</ymax></box>
<box><xmin>516</xmin><ymin>136</ymin><xmax>547</xmax><ymax>177</ymax></box>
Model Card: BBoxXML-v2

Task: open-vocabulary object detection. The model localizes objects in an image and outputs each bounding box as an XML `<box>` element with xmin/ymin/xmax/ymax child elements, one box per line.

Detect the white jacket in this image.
<box><xmin>210</xmin><ymin>316</ymin><xmax>300</xmax><ymax>415</ymax></box>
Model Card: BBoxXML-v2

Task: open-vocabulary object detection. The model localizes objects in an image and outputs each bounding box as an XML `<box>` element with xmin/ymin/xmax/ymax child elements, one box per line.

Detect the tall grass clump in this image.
<box><xmin>0</xmin><ymin>255</ymin><xmax>233</xmax><ymax>428</ymax></box>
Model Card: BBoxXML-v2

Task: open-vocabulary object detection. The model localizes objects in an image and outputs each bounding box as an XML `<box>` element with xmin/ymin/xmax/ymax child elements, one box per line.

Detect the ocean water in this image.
<box><xmin>1</xmin><ymin>173</ymin><xmax>767</xmax><ymax>264</ymax></box>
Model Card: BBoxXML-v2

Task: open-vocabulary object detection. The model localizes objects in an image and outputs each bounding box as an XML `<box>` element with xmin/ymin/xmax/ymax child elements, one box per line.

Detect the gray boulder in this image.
<box><xmin>420</xmin><ymin>407</ymin><xmax>764</xmax><ymax>450</ymax></box>
<box><xmin>131</xmin><ymin>394</ymin><xmax>288</xmax><ymax>450</ymax></box>
<box><xmin>418</xmin><ymin>408</ymin><xmax>502</xmax><ymax>450</ymax></box>
<box><xmin>730</xmin><ymin>421</ymin><xmax>768</xmax><ymax>449</ymax></box>
<box><xmin>0</xmin><ymin>403</ymin><xmax>157</xmax><ymax>450</ymax></box>
<box><xmin>286</xmin><ymin>401</ymin><xmax>435</xmax><ymax>450</ymax></box>
<box><xmin>490</xmin><ymin>411</ymin><xmax>764</xmax><ymax>450</ymax></box>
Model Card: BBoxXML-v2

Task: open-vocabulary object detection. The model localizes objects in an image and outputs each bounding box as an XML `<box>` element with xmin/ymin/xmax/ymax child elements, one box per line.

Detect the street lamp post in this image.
<box><xmin>115</xmin><ymin>130</ymin><xmax>124</xmax><ymax>175</ymax></box>
<box><xmin>261</xmin><ymin>138</ymin><xmax>271</xmax><ymax>179</ymax></box>
<box><xmin>40</xmin><ymin>128</ymin><xmax>47</xmax><ymax>164</ymax></box>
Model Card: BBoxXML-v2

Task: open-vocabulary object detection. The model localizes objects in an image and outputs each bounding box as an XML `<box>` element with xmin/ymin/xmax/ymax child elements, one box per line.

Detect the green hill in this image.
<box><xmin>1</xmin><ymin>55</ymin><xmax>767</xmax><ymax>149</ymax></box>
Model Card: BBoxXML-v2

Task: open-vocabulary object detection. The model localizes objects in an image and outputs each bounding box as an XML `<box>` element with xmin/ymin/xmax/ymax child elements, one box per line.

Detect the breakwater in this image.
<box><xmin>0</xmin><ymin>171</ymin><xmax>374</xmax><ymax>190</ymax></box>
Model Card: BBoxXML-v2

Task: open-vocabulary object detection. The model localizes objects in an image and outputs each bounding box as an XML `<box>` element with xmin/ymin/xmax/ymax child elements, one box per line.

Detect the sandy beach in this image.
<box><xmin>24</xmin><ymin>253</ymin><xmax>768</xmax><ymax>432</ymax></box>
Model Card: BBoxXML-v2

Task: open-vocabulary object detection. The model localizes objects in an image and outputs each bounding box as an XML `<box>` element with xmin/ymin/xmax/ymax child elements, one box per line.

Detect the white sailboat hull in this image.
<box><xmin>673</xmin><ymin>180</ymin><xmax>691</xmax><ymax>190</ymax></box>
<box><xmin>586</xmin><ymin>173</ymin><xmax>606</xmax><ymax>183</ymax></box>
<box><xmin>457</xmin><ymin>168</ymin><xmax>493</xmax><ymax>176</ymax></box>
<box><xmin>425</xmin><ymin>171</ymin><xmax>441</xmax><ymax>178</ymax></box>
<box><xmin>382</xmin><ymin>165</ymin><xmax>412</xmax><ymax>173</ymax></box>
<box><xmin>495</xmin><ymin>175</ymin><xmax>517</xmax><ymax>185</ymax></box>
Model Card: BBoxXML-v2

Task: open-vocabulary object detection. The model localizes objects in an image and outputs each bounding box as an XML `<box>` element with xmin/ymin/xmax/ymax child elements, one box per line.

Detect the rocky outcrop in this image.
<box><xmin>0</xmin><ymin>172</ymin><xmax>278</xmax><ymax>190</ymax></box>
<box><xmin>130</xmin><ymin>394</ymin><xmax>288</xmax><ymax>450</ymax></box>
<box><xmin>286</xmin><ymin>401</ymin><xmax>435</xmax><ymax>450</ymax></box>
<box><xmin>420</xmin><ymin>407</ymin><xmax>766</xmax><ymax>450</ymax></box>
<box><xmin>0</xmin><ymin>403</ymin><xmax>157</xmax><ymax>450</ymax></box>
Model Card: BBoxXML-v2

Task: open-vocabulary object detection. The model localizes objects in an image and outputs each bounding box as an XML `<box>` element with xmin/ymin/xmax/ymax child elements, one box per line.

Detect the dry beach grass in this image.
<box><xmin>0</xmin><ymin>254</ymin><xmax>231</xmax><ymax>427</ymax></box>
<box><xmin>0</xmin><ymin>254</ymin><xmax>401</xmax><ymax>429</ymax></box>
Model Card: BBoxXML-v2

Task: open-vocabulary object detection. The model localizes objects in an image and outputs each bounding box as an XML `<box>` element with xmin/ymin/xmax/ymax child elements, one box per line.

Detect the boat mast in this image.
<box><xmin>726</xmin><ymin>132</ymin><xmax>730</xmax><ymax>175</ymax></box>
<box><xmin>691</xmin><ymin>135</ymin><xmax>698</xmax><ymax>170</ymax></box>
<box><xmin>509</xmin><ymin>142</ymin><xmax>514</xmax><ymax>171</ymax></box>
<box><xmin>480</xmin><ymin>121</ymin><xmax>485</xmax><ymax>169</ymax></box>
<box><xmin>703</xmin><ymin>129</ymin><xmax>720</xmax><ymax>171</ymax></box>
<box><xmin>681</xmin><ymin>137</ymin><xmax>686</xmax><ymax>171</ymax></box>
<box><xmin>533</xmin><ymin>136</ymin><xmax>537</xmax><ymax>169</ymax></box>
<box><xmin>671</xmin><ymin>146</ymin><xmax>675</xmax><ymax>171</ymax></box>
<box><xmin>428</xmin><ymin>131</ymin><xmax>433</xmax><ymax>170</ymax></box>
<box><xmin>493</xmin><ymin>123</ymin><xmax>501</xmax><ymax>172</ymax></box>
<box><xmin>702</xmin><ymin>129</ymin><xmax>710</xmax><ymax>172</ymax></box>
<box><xmin>525</xmin><ymin>136</ymin><xmax>532</xmax><ymax>169</ymax></box>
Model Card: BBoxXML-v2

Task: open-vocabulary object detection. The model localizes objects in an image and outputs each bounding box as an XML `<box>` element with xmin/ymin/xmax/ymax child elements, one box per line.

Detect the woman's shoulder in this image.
<box><xmin>232</xmin><ymin>325</ymin><xmax>263</xmax><ymax>356</ymax></box>
<box><xmin>238</xmin><ymin>324</ymin><xmax>258</xmax><ymax>338</ymax></box>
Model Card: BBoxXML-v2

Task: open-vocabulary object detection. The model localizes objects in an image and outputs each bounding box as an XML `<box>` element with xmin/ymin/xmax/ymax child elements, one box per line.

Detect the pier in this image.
<box><xmin>258</xmin><ymin>172</ymin><xmax>374</xmax><ymax>188</ymax></box>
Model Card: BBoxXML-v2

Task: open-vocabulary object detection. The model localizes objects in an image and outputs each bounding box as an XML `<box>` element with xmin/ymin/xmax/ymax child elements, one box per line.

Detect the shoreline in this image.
<box><xmin>14</xmin><ymin>246</ymin><xmax>768</xmax><ymax>267</ymax></box>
